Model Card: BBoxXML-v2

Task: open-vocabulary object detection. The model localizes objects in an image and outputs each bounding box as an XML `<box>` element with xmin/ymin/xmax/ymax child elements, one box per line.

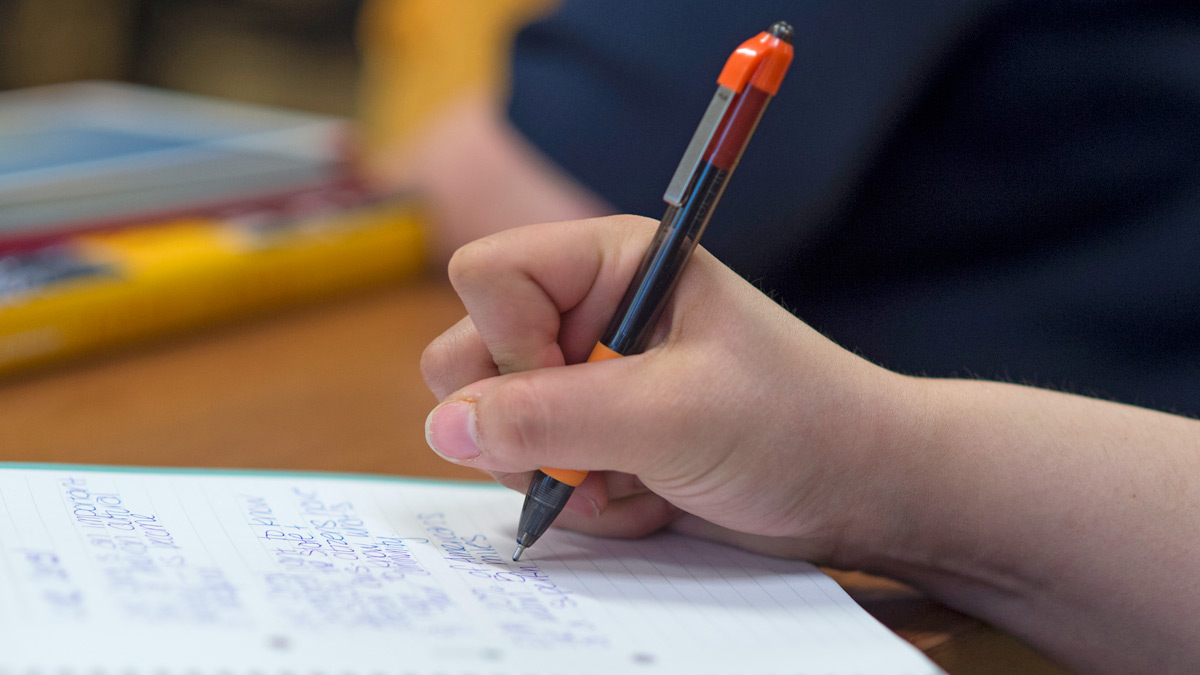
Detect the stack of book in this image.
<box><xmin>0</xmin><ymin>82</ymin><xmax>424</xmax><ymax>377</ymax></box>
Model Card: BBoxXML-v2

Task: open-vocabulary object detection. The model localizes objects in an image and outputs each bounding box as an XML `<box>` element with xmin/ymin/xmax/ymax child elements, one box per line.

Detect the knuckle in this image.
<box><xmin>610</xmin><ymin>213</ymin><xmax>659</xmax><ymax>233</ymax></box>
<box><xmin>419</xmin><ymin>337</ymin><xmax>453</xmax><ymax>392</ymax></box>
<box><xmin>420</xmin><ymin>318</ymin><xmax>486</xmax><ymax>399</ymax></box>
<box><xmin>447</xmin><ymin>236</ymin><xmax>505</xmax><ymax>290</ymax></box>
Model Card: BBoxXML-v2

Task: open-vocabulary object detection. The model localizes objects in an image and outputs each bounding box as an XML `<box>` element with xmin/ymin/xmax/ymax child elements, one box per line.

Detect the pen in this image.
<box><xmin>513</xmin><ymin>21</ymin><xmax>794</xmax><ymax>561</ymax></box>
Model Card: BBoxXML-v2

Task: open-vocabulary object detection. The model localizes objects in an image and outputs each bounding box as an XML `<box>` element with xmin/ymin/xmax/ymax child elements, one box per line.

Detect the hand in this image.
<box><xmin>421</xmin><ymin>216</ymin><xmax>1200</xmax><ymax>674</ymax></box>
<box><xmin>420</xmin><ymin>215</ymin><xmax>917</xmax><ymax>564</ymax></box>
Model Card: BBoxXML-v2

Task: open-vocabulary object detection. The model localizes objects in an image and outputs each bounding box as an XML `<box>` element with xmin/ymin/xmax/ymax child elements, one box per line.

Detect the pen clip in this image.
<box><xmin>663</xmin><ymin>86</ymin><xmax>734</xmax><ymax>207</ymax></box>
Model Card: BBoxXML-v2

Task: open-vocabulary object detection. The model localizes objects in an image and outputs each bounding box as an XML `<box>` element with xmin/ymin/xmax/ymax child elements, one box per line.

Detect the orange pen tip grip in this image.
<box><xmin>541</xmin><ymin>467</ymin><xmax>588</xmax><ymax>486</ymax></box>
<box><xmin>716</xmin><ymin>21</ymin><xmax>795</xmax><ymax>95</ymax></box>
<box><xmin>587</xmin><ymin>342</ymin><xmax>623</xmax><ymax>362</ymax></box>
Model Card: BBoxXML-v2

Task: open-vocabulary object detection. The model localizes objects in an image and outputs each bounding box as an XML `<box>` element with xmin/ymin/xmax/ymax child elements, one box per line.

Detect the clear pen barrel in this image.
<box><xmin>601</xmin><ymin>164</ymin><xmax>729</xmax><ymax>355</ymax></box>
<box><xmin>600</xmin><ymin>84</ymin><xmax>771</xmax><ymax>356</ymax></box>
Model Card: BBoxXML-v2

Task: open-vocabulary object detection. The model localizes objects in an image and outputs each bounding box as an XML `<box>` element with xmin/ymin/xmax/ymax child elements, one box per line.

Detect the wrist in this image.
<box><xmin>812</xmin><ymin>369</ymin><xmax>946</xmax><ymax>574</ymax></box>
<box><xmin>836</xmin><ymin>375</ymin><xmax>1037</xmax><ymax>602</ymax></box>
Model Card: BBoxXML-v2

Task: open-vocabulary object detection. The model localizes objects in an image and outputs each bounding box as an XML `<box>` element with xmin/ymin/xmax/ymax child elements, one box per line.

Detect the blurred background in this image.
<box><xmin>0</xmin><ymin>0</ymin><xmax>558</xmax><ymax>164</ymax></box>
<box><xmin>3</xmin><ymin>0</ymin><xmax>1198</xmax><ymax>413</ymax></box>
<box><xmin>0</xmin><ymin>0</ymin><xmax>571</xmax><ymax>379</ymax></box>
<box><xmin>0</xmin><ymin>0</ymin><xmax>363</xmax><ymax>113</ymax></box>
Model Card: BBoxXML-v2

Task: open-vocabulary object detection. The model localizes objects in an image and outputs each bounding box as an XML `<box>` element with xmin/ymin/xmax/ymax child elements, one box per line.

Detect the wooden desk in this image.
<box><xmin>0</xmin><ymin>279</ymin><xmax>1064</xmax><ymax>675</ymax></box>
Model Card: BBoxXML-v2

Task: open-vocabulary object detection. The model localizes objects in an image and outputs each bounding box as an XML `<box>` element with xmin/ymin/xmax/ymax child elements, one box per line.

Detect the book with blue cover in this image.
<box><xmin>0</xmin><ymin>81</ymin><xmax>347</xmax><ymax>244</ymax></box>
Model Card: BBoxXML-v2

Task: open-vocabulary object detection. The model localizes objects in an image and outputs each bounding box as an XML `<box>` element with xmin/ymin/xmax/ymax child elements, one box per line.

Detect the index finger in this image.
<box><xmin>446</xmin><ymin>215</ymin><xmax>657</xmax><ymax>373</ymax></box>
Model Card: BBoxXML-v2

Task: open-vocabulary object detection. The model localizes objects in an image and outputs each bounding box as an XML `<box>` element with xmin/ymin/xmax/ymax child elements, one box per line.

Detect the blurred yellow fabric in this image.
<box><xmin>356</xmin><ymin>0</ymin><xmax>559</xmax><ymax>174</ymax></box>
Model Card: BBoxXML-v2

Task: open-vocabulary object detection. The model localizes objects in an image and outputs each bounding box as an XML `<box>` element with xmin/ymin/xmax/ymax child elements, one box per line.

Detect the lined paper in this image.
<box><xmin>0</xmin><ymin>465</ymin><xmax>941</xmax><ymax>674</ymax></box>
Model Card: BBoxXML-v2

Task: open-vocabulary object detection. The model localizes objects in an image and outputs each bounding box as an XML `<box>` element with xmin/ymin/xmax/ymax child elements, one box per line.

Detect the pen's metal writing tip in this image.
<box><xmin>512</xmin><ymin>544</ymin><xmax>526</xmax><ymax>561</ymax></box>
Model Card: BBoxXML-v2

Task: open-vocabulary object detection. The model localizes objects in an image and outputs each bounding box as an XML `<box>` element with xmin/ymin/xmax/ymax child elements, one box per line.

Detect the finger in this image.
<box><xmin>568</xmin><ymin>471</ymin><xmax>653</xmax><ymax>518</ymax></box>
<box><xmin>553</xmin><ymin>491</ymin><xmax>680</xmax><ymax>539</ymax></box>
<box><xmin>446</xmin><ymin>215</ymin><xmax>657</xmax><ymax>372</ymax></box>
<box><xmin>492</xmin><ymin>471</ymin><xmax>673</xmax><ymax>541</ymax></box>
<box><xmin>603</xmin><ymin>472</ymin><xmax>651</xmax><ymax>502</ymax></box>
<box><xmin>491</xmin><ymin>470</ymin><xmax>531</xmax><ymax>493</ymax></box>
<box><xmin>421</xmin><ymin>315</ymin><xmax>498</xmax><ymax>401</ymax></box>
<box><xmin>424</xmin><ymin>239</ymin><xmax>743</xmax><ymax>407</ymax></box>
<box><xmin>425</xmin><ymin>352</ymin><xmax>711</xmax><ymax>478</ymax></box>
<box><xmin>490</xmin><ymin>469</ymin><xmax>606</xmax><ymax>518</ymax></box>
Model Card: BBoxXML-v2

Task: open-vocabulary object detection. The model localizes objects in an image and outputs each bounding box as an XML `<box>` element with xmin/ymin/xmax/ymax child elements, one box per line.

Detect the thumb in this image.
<box><xmin>424</xmin><ymin>353</ymin><xmax>681</xmax><ymax>478</ymax></box>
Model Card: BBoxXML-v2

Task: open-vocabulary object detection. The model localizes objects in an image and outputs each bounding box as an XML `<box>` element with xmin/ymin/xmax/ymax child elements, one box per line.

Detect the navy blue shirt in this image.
<box><xmin>508</xmin><ymin>1</ymin><xmax>1200</xmax><ymax>416</ymax></box>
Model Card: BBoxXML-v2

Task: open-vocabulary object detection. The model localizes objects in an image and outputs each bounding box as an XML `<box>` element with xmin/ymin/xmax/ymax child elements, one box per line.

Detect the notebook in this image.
<box><xmin>0</xmin><ymin>464</ymin><xmax>942</xmax><ymax>674</ymax></box>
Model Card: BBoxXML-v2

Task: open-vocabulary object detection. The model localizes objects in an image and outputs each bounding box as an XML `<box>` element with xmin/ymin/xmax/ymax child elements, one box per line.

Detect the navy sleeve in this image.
<box><xmin>506</xmin><ymin>1</ymin><xmax>1200</xmax><ymax>417</ymax></box>
<box><xmin>506</xmin><ymin>0</ymin><xmax>992</xmax><ymax>280</ymax></box>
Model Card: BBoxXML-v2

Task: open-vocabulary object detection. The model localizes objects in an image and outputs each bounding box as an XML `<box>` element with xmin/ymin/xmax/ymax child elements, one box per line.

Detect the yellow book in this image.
<box><xmin>0</xmin><ymin>199</ymin><xmax>424</xmax><ymax>376</ymax></box>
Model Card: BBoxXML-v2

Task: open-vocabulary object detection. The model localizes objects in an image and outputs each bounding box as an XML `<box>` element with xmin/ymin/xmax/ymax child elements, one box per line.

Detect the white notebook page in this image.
<box><xmin>0</xmin><ymin>464</ymin><xmax>941</xmax><ymax>674</ymax></box>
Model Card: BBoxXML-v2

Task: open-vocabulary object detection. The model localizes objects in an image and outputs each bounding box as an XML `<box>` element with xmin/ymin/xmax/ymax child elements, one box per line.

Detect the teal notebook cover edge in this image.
<box><xmin>0</xmin><ymin>462</ymin><xmax>502</xmax><ymax>489</ymax></box>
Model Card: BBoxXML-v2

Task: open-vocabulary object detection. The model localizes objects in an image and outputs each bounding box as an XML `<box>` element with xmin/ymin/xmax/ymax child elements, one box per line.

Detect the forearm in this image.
<box><xmin>863</xmin><ymin>376</ymin><xmax>1200</xmax><ymax>673</ymax></box>
<box><xmin>365</xmin><ymin>94</ymin><xmax>611</xmax><ymax>263</ymax></box>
